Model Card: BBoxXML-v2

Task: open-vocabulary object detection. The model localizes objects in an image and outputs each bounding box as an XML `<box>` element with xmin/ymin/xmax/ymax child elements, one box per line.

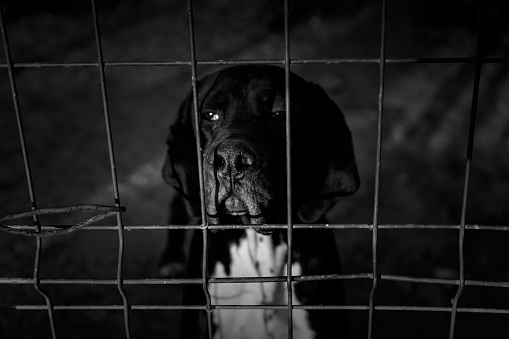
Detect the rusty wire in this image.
<box><xmin>283</xmin><ymin>0</ymin><xmax>295</xmax><ymax>337</ymax></box>
<box><xmin>2</xmin><ymin>273</ymin><xmax>509</xmax><ymax>288</ymax></box>
<box><xmin>0</xmin><ymin>5</ymin><xmax>58</xmax><ymax>339</ymax></box>
<box><xmin>0</xmin><ymin>204</ymin><xmax>125</xmax><ymax>237</ymax></box>
<box><xmin>2</xmin><ymin>303</ymin><xmax>509</xmax><ymax>314</ymax></box>
<box><xmin>90</xmin><ymin>0</ymin><xmax>132</xmax><ymax>338</ymax></box>
<box><xmin>1</xmin><ymin>57</ymin><xmax>509</xmax><ymax>70</ymax></box>
<box><xmin>367</xmin><ymin>0</ymin><xmax>387</xmax><ymax>337</ymax></box>
<box><xmin>448</xmin><ymin>2</ymin><xmax>488</xmax><ymax>338</ymax></box>
<box><xmin>5</xmin><ymin>223</ymin><xmax>509</xmax><ymax>232</ymax></box>
<box><xmin>185</xmin><ymin>0</ymin><xmax>214</xmax><ymax>337</ymax></box>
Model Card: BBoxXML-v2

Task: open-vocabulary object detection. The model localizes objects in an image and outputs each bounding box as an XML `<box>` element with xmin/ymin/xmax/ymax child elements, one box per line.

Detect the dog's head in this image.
<box><xmin>163</xmin><ymin>65</ymin><xmax>359</xmax><ymax>227</ymax></box>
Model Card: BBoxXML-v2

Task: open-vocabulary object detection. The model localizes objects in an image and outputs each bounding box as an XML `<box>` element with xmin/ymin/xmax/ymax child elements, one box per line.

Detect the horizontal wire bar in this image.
<box><xmin>2</xmin><ymin>304</ymin><xmax>509</xmax><ymax>315</ymax></box>
<box><xmin>0</xmin><ymin>57</ymin><xmax>508</xmax><ymax>69</ymax></box>
<box><xmin>0</xmin><ymin>276</ymin><xmax>370</xmax><ymax>286</ymax></box>
<box><xmin>1</xmin><ymin>274</ymin><xmax>508</xmax><ymax>288</ymax></box>
<box><xmin>5</xmin><ymin>224</ymin><xmax>509</xmax><ymax>231</ymax></box>
<box><xmin>0</xmin><ymin>305</ymin><xmax>204</xmax><ymax>311</ymax></box>
<box><xmin>381</xmin><ymin>275</ymin><xmax>509</xmax><ymax>288</ymax></box>
<box><xmin>0</xmin><ymin>278</ymin><xmax>196</xmax><ymax>285</ymax></box>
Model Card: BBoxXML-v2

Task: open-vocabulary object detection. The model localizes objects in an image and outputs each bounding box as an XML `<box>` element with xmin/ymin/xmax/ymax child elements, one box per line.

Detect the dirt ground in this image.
<box><xmin>1</xmin><ymin>0</ymin><xmax>509</xmax><ymax>338</ymax></box>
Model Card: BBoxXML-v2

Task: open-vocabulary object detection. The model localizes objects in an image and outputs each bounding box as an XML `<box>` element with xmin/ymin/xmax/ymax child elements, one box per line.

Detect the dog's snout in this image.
<box><xmin>214</xmin><ymin>142</ymin><xmax>256</xmax><ymax>179</ymax></box>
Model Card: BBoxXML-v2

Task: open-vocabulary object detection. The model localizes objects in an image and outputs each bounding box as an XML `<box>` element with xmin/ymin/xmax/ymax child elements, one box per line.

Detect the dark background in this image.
<box><xmin>1</xmin><ymin>0</ymin><xmax>509</xmax><ymax>338</ymax></box>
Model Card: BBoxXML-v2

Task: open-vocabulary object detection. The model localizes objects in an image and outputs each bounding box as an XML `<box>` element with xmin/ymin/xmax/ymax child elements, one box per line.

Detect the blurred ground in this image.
<box><xmin>1</xmin><ymin>0</ymin><xmax>509</xmax><ymax>338</ymax></box>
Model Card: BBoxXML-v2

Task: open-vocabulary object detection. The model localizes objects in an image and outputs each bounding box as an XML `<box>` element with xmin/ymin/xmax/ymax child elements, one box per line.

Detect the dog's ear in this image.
<box><xmin>162</xmin><ymin>72</ymin><xmax>220</xmax><ymax>219</ymax></box>
<box><xmin>295</xmin><ymin>83</ymin><xmax>360</xmax><ymax>223</ymax></box>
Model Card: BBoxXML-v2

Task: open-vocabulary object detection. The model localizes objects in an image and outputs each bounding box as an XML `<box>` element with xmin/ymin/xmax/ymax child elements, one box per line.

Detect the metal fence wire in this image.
<box><xmin>0</xmin><ymin>0</ymin><xmax>508</xmax><ymax>338</ymax></box>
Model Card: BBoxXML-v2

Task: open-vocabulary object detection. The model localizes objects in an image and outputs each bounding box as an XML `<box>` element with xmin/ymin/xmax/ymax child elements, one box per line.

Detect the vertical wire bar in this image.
<box><xmin>0</xmin><ymin>8</ymin><xmax>57</xmax><ymax>339</ymax></box>
<box><xmin>368</xmin><ymin>0</ymin><xmax>387</xmax><ymax>338</ymax></box>
<box><xmin>186</xmin><ymin>0</ymin><xmax>213</xmax><ymax>337</ymax></box>
<box><xmin>90</xmin><ymin>1</ymin><xmax>131</xmax><ymax>338</ymax></box>
<box><xmin>448</xmin><ymin>3</ymin><xmax>487</xmax><ymax>339</ymax></box>
<box><xmin>283</xmin><ymin>0</ymin><xmax>293</xmax><ymax>338</ymax></box>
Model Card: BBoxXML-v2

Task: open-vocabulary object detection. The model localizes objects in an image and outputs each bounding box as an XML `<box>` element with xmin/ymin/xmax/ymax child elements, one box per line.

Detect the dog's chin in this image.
<box><xmin>206</xmin><ymin>208</ymin><xmax>275</xmax><ymax>235</ymax></box>
<box><xmin>208</xmin><ymin>210</ymin><xmax>265</xmax><ymax>224</ymax></box>
<box><xmin>219</xmin><ymin>212</ymin><xmax>261</xmax><ymax>225</ymax></box>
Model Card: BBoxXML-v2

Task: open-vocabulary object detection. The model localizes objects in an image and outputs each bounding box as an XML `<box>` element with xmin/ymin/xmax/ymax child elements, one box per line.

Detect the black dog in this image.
<box><xmin>161</xmin><ymin>65</ymin><xmax>359</xmax><ymax>339</ymax></box>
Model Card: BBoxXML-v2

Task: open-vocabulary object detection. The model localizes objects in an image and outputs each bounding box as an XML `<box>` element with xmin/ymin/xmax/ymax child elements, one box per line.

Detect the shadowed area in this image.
<box><xmin>0</xmin><ymin>0</ymin><xmax>508</xmax><ymax>338</ymax></box>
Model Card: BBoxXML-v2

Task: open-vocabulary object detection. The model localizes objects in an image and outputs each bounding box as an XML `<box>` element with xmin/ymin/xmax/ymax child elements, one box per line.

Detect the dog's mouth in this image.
<box><xmin>207</xmin><ymin>196</ymin><xmax>266</xmax><ymax>224</ymax></box>
<box><xmin>203</xmin><ymin>139</ymin><xmax>276</xmax><ymax>233</ymax></box>
<box><xmin>206</xmin><ymin>196</ymin><xmax>274</xmax><ymax>234</ymax></box>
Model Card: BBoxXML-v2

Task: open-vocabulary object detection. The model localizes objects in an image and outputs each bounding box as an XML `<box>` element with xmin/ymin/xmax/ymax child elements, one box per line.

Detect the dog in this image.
<box><xmin>161</xmin><ymin>65</ymin><xmax>359</xmax><ymax>339</ymax></box>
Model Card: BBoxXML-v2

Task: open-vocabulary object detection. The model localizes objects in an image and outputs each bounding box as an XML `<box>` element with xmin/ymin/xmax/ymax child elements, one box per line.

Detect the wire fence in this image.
<box><xmin>1</xmin><ymin>0</ymin><xmax>508</xmax><ymax>338</ymax></box>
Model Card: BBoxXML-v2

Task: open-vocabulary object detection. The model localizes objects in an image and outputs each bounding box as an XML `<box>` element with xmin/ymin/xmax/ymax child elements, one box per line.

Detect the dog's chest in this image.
<box><xmin>210</xmin><ymin>229</ymin><xmax>315</xmax><ymax>339</ymax></box>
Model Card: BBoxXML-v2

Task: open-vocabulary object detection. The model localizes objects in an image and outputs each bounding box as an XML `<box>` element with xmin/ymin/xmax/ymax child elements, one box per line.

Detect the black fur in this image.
<box><xmin>161</xmin><ymin>65</ymin><xmax>359</xmax><ymax>338</ymax></box>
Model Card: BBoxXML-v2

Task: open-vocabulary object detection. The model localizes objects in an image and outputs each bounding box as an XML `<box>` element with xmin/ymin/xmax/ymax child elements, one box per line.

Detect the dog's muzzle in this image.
<box><xmin>204</xmin><ymin>138</ymin><xmax>273</xmax><ymax>228</ymax></box>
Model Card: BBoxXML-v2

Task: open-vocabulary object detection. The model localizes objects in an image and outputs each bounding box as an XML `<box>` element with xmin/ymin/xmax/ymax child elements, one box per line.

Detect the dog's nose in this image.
<box><xmin>214</xmin><ymin>142</ymin><xmax>256</xmax><ymax>179</ymax></box>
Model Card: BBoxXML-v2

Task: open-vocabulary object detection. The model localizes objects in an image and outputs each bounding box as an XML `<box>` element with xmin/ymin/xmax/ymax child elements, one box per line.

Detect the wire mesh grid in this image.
<box><xmin>0</xmin><ymin>0</ymin><xmax>508</xmax><ymax>338</ymax></box>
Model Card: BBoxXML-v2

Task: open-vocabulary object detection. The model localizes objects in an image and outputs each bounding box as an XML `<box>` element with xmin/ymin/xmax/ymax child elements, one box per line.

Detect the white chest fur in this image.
<box><xmin>210</xmin><ymin>229</ymin><xmax>315</xmax><ymax>339</ymax></box>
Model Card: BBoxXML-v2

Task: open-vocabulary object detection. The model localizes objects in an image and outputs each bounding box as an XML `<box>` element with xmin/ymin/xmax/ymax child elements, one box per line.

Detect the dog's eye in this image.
<box><xmin>271</xmin><ymin>111</ymin><xmax>286</xmax><ymax>122</ymax></box>
<box><xmin>203</xmin><ymin>111</ymin><xmax>220</xmax><ymax>122</ymax></box>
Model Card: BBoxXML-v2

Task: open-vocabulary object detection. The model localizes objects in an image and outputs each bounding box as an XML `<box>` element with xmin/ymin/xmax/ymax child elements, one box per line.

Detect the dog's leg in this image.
<box><xmin>159</xmin><ymin>190</ymin><xmax>194</xmax><ymax>277</ymax></box>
